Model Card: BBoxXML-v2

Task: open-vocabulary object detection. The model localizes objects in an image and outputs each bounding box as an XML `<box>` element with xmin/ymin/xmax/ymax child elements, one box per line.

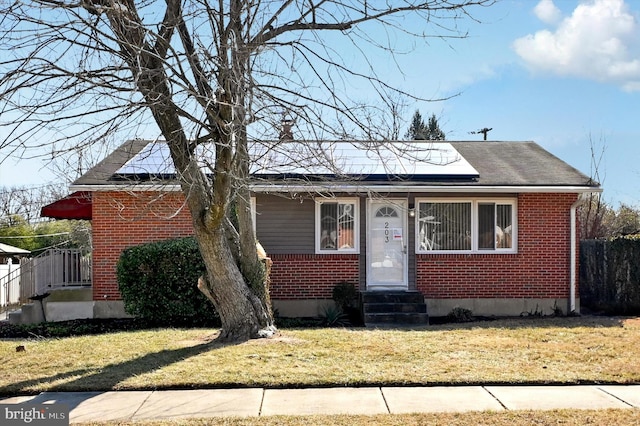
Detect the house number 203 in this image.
<box><xmin>384</xmin><ymin>222</ymin><xmax>390</xmax><ymax>243</ymax></box>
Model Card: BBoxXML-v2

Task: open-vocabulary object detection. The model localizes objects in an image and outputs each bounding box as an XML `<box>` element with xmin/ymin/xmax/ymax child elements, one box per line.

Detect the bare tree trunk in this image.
<box><xmin>233</xmin><ymin>121</ymin><xmax>273</xmax><ymax>317</ymax></box>
<box><xmin>196</xmin><ymin>225</ymin><xmax>274</xmax><ymax>341</ymax></box>
<box><xmin>88</xmin><ymin>0</ymin><xmax>275</xmax><ymax>342</ymax></box>
<box><xmin>235</xmin><ymin>189</ymin><xmax>272</xmax><ymax>315</ymax></box>
<box><xmin>161</xmin><ymin>124</ymin><xmax>274</xmax><ymax>342</ymax></box>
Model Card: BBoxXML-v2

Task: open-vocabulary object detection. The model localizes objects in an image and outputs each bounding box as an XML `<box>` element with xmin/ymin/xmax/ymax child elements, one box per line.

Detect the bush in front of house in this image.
<box><xmin>331</xmin><ymin>281</ymin><xmax>363</xmax><ymax>326</ymax></box>
<box><xmin>332</xmin><ymin>281</ymin><xmax>358</xmax><ymax>311</ymax></box>
<box><xmin>117</xmin><ymin>237</ymin><xmax>220</xmax><ymax>327</ymax></box>
<box><xmin>446</xmin><ymin>306</ymin><xmax>474</xmax><ymax>323</ymax></box>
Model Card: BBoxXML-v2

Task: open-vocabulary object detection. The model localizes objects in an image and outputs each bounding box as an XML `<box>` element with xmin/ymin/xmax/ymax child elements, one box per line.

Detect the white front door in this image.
<box><xmin>366</xmin><ymin>199</ymin><xmax>408</xmax><ymax>290</ymax></box>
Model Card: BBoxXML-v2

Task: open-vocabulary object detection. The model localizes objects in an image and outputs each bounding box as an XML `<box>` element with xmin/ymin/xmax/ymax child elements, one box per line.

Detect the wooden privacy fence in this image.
<box><xmin>580</xmin><ymin>236</ymin><xmax>640</xmax><ymax>314</ymax></box>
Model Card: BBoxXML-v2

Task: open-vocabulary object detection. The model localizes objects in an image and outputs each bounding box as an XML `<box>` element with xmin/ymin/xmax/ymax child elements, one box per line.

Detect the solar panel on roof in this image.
<box><xmin>116</xmin><ymin>142</ymin><xmax>174</xmax><ymax>175</ymax></box>
<box><xmin>114</xmin><ymin>140</ymin><xmax>478</xmax><ymax>179</ymax></box>
<box><xmin>250</xmin><ymin>141</ymin><xmax>479</xmax><ymax>178</ymax></box>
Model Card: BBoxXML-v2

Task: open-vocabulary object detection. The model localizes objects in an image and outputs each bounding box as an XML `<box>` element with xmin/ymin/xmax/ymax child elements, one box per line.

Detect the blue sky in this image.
<box><xmin>401</xmin><ymin>0</ymin><xmax>640</xmax><ymax>207</ymax></box>
<box><xmin>1</xmin><ymin>0</ymin><xmax>639</xmax><ymax>208</ymax></box>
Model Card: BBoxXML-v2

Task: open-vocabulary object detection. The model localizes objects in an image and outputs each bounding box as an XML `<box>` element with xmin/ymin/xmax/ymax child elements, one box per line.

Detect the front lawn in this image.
<box><xmin>1</xmin><ymin>316</ymin><xmax>639</xmax><ymax>395</ymax></box>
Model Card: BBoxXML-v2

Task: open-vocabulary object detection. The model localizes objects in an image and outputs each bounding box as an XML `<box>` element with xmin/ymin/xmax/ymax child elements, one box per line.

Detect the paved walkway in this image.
<box><xmin>1</xmin><ymin>385</ymin><xmax>639</xmax><ymax>422</ymax></box>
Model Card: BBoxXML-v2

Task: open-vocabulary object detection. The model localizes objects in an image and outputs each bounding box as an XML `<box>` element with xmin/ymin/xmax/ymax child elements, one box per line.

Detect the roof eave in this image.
<box><xmin>71</xmin><ymin>183</ymin><xmax>602</xmax><ymax>194</ymax></box>
<box><xmin>250</xmin><ymin>184</ymin><xmax>602</xmax><ymax>194</ymax></box>
<box><xmin>70</xmin><ymin>183</ymin><xmax>184</xmax><ymax>192</ymax></box>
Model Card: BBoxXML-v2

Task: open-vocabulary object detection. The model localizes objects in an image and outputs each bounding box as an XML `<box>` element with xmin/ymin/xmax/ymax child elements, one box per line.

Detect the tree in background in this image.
<box><xmin>0</xmin><ymin>216</ymin><xmax>91</xmax><ymax>255</ymax></box>
<box><xmin>405</xmin><ymin>110</ymin><xmax>445</xmax><ymax>140</ymax></box>
<box><xmin>0</xmin><ymin>216</ymin><xmax>37</xmax><ymax>252</ymax></box>
<box><xmin>426</xmin><ymin>114</ymin><xmax>446</xmax><ymax>140</ymax></box>
<box><xmin>0</xmin><ymin>185</ymin><xmax>91</xmax><ymax>254</ymax></box>
<box><xmin>579</xmin><ymin>135</ymin><xmax>640</xmax><ymax>239</ymax></box>
<box><xmin>0</xmin><ymin>185</ymin><xmax>66</xmax><ymax>225</ymax></box>
<box><xmin>607</xmin><ymin>204</ymin><xmax>640</xmax><ymax>236</ymax></box>
<box><xmin>580</xmin><ymin>134</ymin><xmax>608</xmax><ymax>239</ymax></box>
<box><xmin>580</xmin><ymin>195</ymin><xmax>611</xmax><ymax>240</ymax></box>
<box><xmin>580</xmin><ymin>198</ymin><xmax>640</xmax><ymax>238</ymax></box>
<box><xmin>406</xmin><ymin>110</ymin><xmax>427</xmax><ymax>140</ymax></box>
<box><xmin>1</xmin><ymin>1</ymin><xmax>492</xmax><ymax>341</ymax></box>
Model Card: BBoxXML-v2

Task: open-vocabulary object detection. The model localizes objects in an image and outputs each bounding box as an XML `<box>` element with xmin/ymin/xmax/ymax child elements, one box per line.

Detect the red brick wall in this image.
<box><xmin>92</xmin><ymin>191</ymin><xmax>579</xmax><ymax>303</ymax></box>
<box><xmin>269</xmin><ymin>254</ymin><xmax>359</xmax><ymax>299</ymax></box>
<box><xmin>92</xmin><ymin>191</ymin><xmax>194</xmax><ymax>300</ymax></box>
<box><xmin>416</xmin><ymin>193</ymin><xmax>579</xmax><ymax>299</ymax></box>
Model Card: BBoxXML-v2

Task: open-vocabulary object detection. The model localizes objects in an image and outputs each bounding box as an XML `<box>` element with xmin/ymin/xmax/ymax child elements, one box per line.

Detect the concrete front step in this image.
<box><xmin>362</xmin><ymin>291</ymin><xmax>425</xmax><ymax>304</ymax></box>
<box><xmin>7</xmin><ymin>309</ymin><xmax>23</xmax><ymax>325</ymax></box>
<box><xmin>361</xmin><ymin>291</ymin><xmax>429</xmax><ymax>326</ymax></box>
<box><xmin>364</xmin><ymin>302</ymin><xmax>427</xmax><ymax>314</ymax></box>
<box><xmin>8</xmin><ymin>302</ymin><xmax>46</xmax><ymax>324</ymax></box>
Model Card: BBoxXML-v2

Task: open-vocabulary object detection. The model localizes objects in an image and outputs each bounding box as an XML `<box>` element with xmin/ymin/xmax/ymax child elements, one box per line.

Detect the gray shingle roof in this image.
<box><xmin>72</xmin><ymin>139</ymin><xmax>598</xmax><ymax>189</ymax></box>
<box><xmin>452</xmin><ymin>141</ymin><xmax>595</xmax><ymax>187</ymax></box>
<box><xmin>73</xmin><ymin>139</ymin><xmax>149</xmax><ymax>186</ymax></box>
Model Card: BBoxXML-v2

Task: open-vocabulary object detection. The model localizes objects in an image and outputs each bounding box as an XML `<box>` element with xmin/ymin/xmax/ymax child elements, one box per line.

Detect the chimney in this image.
<box><xmin>279</xmin><ymin>118</ymin><xmax>295</xmax><ymax>141</ymax></box>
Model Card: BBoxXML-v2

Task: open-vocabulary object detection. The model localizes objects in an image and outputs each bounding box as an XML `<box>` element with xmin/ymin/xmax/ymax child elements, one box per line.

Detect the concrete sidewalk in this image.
<box><xmin>2</xmin><ymin>385</ymin><xmax>639</xmax><ymax>422</ymax></box>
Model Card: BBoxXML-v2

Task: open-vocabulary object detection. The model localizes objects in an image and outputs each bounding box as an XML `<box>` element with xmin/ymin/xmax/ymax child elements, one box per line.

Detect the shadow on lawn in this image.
<box><xmin>377</xmin><ymin>314</ymin><xmax>630</xmax><ymax>331</ymax></box>
<box><xmin>0</xmin><ymin>340</ymin><xmax>222</xmax><ymax>399</ymax></box>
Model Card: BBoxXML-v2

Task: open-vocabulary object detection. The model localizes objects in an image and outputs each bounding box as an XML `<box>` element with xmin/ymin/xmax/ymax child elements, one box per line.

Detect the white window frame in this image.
<box><xmin>415</xmin><ymin>197</ymin><xmax>517</xmax><ymax>254</ymax></box>
<box><xmin>315</xmin><ymin>197</ymin><xmax>360</xmax><ymax>254</ymax></box>
<box><xmin>250</xmin><ymin>197</ymin><xmax>257</xmax><ymax>234</ymax></box>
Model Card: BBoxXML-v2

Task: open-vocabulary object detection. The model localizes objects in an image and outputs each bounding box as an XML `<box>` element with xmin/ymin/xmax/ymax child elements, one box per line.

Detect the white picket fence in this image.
<box><xmin>0</xmin><ymin>260</ymin><xmax>22</xmax><ymax>312</ymax></box>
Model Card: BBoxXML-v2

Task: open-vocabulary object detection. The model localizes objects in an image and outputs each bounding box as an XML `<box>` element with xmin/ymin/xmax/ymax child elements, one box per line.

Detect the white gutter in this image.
<box><xmin>250</xmin><ymin>184</ymin><xmax>603</xmax><ymax>194</ymax></box>
<box><xmin>70</xmin><ymin>184</ymin><xmax>184</xmax><ymax>192</ymax></box>
<box><xmin>569</xmin><ymin>193</ymin><xmax>592</xmax><ymax>314</ymax></box>
<box><xmin>71</xmin><ymin>183</ymin><xmax>603</xmax><ymax>194</ymax></box>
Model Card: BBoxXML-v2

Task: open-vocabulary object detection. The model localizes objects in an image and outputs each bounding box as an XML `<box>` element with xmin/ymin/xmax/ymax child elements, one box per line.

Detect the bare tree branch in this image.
<box><xmin>0</xmin><ymin>0</ymin><xmax>494</xmax><ymax>341</ymax></box>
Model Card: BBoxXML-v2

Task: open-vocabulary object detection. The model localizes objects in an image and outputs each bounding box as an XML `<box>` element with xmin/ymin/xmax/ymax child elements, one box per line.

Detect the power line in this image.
<box><xmin>0</xmin><ymin>182</ymin><xmax>64</xmax><ymax>194</ymax></box>
<box><xmin>0</xmin><ymin>232</ymin><xmax>70</xmax><ymax>239</ymax></box>
<box><xmin>31</xmin><ymin>240</ymin><xmax>73</xmax><ymax>252</ymax></box>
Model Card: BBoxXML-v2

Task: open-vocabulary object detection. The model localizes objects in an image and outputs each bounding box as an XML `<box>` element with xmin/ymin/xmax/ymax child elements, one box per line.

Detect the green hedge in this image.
<box><xmin>117</xmin><ymin>237</ymin><xmax>220</xmax><ymax>327</ymax></box>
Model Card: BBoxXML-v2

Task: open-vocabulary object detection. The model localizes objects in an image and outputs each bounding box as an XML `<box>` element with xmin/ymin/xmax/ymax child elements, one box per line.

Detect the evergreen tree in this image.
<box><xmin>426</xmin><ymin>113</ymin><xmax>446</xmax><ymax>140</ymax></box>
<box><xmin>405</xmin><ymin>110</ymin><xmax>445</xmax><ymax>140</ymax></box>
<box><xmin>405</xmin><ymin>110</ymin><xmax>426</xmax><ymax>140</ymax></box>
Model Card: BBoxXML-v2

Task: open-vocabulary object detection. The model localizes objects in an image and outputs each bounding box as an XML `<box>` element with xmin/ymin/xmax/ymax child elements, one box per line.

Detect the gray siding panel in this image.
<box><xmin>255</xmin><ymin>195</ymin><xmax>315</xmax><ymax>254</ymax></box>
<box><xmin>408</xmin><ymin>194</ymin><xmax>416</xmax><ymax>290</ymax></box>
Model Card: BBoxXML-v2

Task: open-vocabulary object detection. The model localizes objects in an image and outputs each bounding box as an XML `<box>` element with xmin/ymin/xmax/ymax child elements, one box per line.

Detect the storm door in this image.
<box><xmin>366</xmin><ymin>199</ymin><xmax>408</xmax><ymax>290</ymax></box>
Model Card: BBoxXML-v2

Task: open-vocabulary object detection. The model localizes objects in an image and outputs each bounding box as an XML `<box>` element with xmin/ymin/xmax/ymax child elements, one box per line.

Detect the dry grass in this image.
<box><xmin>1</xmin><ymin>316</ymin><xmax>639</xmax><ymax>395</ymax></box>
<box><xmin>76</xmin><ymin>409</ymin><xmax>640</xmax><ymax>426</ymax></box>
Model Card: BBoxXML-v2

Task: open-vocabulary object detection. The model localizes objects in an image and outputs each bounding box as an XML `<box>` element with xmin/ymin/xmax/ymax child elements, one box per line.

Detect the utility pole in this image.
<box><xmin>470</xmin><ymin>127</ymin><xmax>493</xmax><ymax>140</ymax></box>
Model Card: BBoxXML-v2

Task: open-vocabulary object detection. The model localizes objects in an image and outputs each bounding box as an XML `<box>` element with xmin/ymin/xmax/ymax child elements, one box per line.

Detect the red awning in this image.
<box><xmin>41</xmin><ymin>191</ymin><xmax>92</xmax><ymax>220</ymax></box>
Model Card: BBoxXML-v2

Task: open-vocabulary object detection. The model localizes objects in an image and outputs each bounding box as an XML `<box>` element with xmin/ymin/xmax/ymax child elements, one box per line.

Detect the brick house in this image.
<box><xmin>43</xmin><ymin>139</ymin><xmax>599</xmax><ymax>321</ymax></box>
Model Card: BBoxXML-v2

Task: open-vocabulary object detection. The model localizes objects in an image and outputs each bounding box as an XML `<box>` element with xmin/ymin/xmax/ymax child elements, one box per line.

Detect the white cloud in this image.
<box><xmin>513</xmin><ymin>0</ymin><xmax>640</xmax><ymax>91</ymax></box>
<box><xmin>534</xmin><ymin>0</ymin><xmax>562</xmax><ymax>24</ymax></box>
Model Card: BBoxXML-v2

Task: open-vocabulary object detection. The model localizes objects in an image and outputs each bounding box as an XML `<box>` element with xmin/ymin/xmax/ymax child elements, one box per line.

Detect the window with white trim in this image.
<box><xmin>416</xmin><ymin>198</ymin><xmax>516</xmax><ymax>253</ymax></box>
<box><xmin>250</xmin><ymin>197</ymin><xmax>256</xmax><ymax>234</ymax></box>
<box><xmin>315</xmin><ymin>198</ymin><xmax>359</xmax><ymax>253</ymax></box>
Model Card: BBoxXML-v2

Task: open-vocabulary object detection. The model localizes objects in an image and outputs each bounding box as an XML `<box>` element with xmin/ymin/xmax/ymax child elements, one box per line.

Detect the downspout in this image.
<box><xmin>570</xmin><ymin>193</ymin><xmax>590</xmax><ymax>314</ymax></box>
